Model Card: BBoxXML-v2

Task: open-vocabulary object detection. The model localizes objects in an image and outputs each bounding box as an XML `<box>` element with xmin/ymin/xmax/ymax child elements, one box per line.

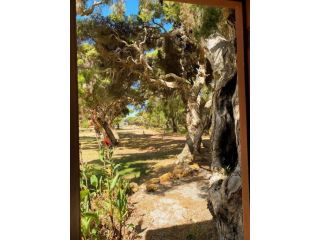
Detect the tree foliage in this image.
<box><xmin>128</xmin><ymin>94</ymin><xmax>185</xmax><ymax>131</ymax></box>
<box><xmin>77</xmin><ymin>0</ymin><xmax>236</xmax><ymax>159</ymax></box>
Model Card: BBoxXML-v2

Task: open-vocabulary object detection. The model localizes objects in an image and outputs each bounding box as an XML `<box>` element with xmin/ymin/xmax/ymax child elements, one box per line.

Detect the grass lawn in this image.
<box><xmin>79</xmin><ymin>126</ymin><xmax>185</xmax><ymax>183</ymax></box>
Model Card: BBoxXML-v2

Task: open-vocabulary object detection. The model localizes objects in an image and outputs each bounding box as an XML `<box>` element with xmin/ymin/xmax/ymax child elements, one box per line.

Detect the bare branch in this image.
<box><xmin>139</xmin><ymin>28</ymin><xmax>148</xmax><ymax>49</ymax></box>
<box><xmin>152</xmin><ymin>19</ymin><xmax>167</xmax><ymax>33</ymax></box>
<box><xmin>150</xmin><ymin>78</ymin><xmax>178</xmax><ymax>89</ymax></box>
<box><xmin>162</xmin><ymin>73</ymin><xmax>189</xmax><ymax>84</ymax></box>
<box><xmin>77</xmin><ymin>0</ymin><xmax>105</xmax><ymax>16</ymax></box>
<box><xmin>112</xmin><ymin>33</ymin><xmax>140</xmax><ymax>52</ymax></box>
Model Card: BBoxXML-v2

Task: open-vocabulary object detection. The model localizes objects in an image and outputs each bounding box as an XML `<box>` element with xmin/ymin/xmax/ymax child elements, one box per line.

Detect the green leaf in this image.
<box><xmin>99</xmin><ymin>148</ymin><xmax>105</xmax><ymax>162</ymax></box>
<box><xmin>112</xmin><ymin>163</ymin><xmax>122</xmax><ymax>173</ymax></box>
<box><xmin>110</xmin><ymin>173</ymin><xmax>120</xmax><ymax>190</ymax></box>
<box><xmin>80</xmin><ymin>189</ymin><xmax>90</xmax><ymax>201</ymax></box>
<box><xmin>99</xmin><ymin>176</ymin><xmax>103</xmax><ymax>193</ymax></box>
<box><xmin>81</xmin><ymin>212</ymin><xmax>98</xmax><ymax>237</ymax></box>
<box><xmin>90</xmin><ymin>175</ymin><xmax>99</xmax><ymax>189</ymax></box>
<box><xmin>127</xmin><ymin>223</ymin><xmax>135</xmax><ymax>229</ymax></box>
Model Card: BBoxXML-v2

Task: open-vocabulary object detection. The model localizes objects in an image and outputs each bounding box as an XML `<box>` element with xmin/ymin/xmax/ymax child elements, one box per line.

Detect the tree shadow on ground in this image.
<box><xmin>81</xmin><ymin>128</ymin><xmax>213</xmax><ymax>185</ymax></box>
<box><xmin>114</xmin><ymin>148</ymin><xmax>182</xmax><ymax>162</ymax></box>
<box><xmin>87</xmin><ymin>159</ymin><xmax>155</xmax><ymax>184</ymax></box>
<box><xmin>118</xmin><ymin>131</ymin><xmax>186</xmax><ymax>151</ymax></box>
<box><xmin>79</xmin><ymin>135</ymin><xmax>99</xmax><ymax>151</ymax></box>
<box><xmin>87</xmin><ymin>147</ymin><xmax>182</xmax><ymax>184</ymax></box>
<box><xmin>144</xmin><ymin>220</ymin><xmax>216</xmax><ymax>240</ymax></box>
<box><xmin>145</xmin><ymin>175</ymin><xmax>210</xmax><ymax>199</ymax></box>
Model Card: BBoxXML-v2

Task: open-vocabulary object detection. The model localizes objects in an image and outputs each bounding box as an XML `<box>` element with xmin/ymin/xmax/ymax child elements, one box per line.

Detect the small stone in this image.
<box><xmin>159</xmin><ymin>172</ymin><xmax>173</xmax><ymax>184</ymax></box>
<box><xmin>173</xmin><ymin>168</ymin><xmax>184</xmax><ymax>179</ymax></box>
<box><xmin>148</xmin><ymin>178</ymin><xmax>160</xmax><ymax>184</ymax></box>
<box><xmin>189</xmin><ymin>163</ymin><xmax>200</xmax><ymax>171</ymax></box>
<box><xmin>182</xmin><ymin>167</ymin><xmax>192</xmax><ymax>177</ymax></box>
<box><xmin>129</xmin><ymin>182</ymin><xmax>139</xmax><ymax>193</ymax></box>
<box><xmin>146</xmin><ymin>183</ymin><xmax>158</xmax><ymax>192</ymax></box>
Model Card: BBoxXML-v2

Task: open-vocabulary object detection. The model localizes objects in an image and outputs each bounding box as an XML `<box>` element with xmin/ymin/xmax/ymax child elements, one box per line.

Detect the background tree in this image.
<box><xmin>78</xmin><ymin>43</ymin><xmax>145</xmax><ymax>144</ymax></box>
<box><xmin>77</xmin><ymin>0</ymin><xmax>226</xmax><ymax>162</ymax></box>
<box><xmin>129</xmin><ymin>94</ymin><xmax>185</xmax><ymax>132</ymax></box>
<box><xmin>161</xmin><ymin>93</ymin><xmax>186</xmax><ymax>132</ymax></box>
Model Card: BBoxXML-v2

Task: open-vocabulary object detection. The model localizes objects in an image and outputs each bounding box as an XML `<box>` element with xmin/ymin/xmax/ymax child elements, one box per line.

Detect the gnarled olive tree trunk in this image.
<box><xmin>97</xmin><ymin>118</ymin><xmax>120</xmax><ymax>146</ymax></box>
<box><xmin>91</xmin><ymin>110</ymin><xmax>120</xmax><ymax>146</ymax></box>
<box><xmin>176</xmin><ymin>46</ymin><xmax>207</xmax><ymax>163</ymax></box>
<box><xmin>211</xmin><ymin>74</ymin><xmax>238</xmax><ymax>170</ymax></box>
<box><xmin>207</xmin><ymin>80</ymin><xmax>243</xmax><ymax>240</ymax></box>
<box><xmin>207</xmin><ymin>164</ymin><xmax>243</xmax><ymax>240</ymax></box>
<box><xmin>206</xmin><ymin>33</ymin><xmax>243</xmax><ymax>240</ymax></box>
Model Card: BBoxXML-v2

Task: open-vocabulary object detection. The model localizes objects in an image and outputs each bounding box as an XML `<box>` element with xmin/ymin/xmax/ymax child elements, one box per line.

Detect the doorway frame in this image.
<box><xmin>70</xmin><ymin>0</ymin><xmax>250</xmax><ymax>239</ymax></box>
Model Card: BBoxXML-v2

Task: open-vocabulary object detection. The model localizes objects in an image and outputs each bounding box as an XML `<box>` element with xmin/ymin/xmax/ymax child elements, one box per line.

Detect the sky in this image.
<box><xmin>77</xmin><ymin>0</ymin><xmax>173</xmax><ymax>31</ymax></box>
<box><xmin>76</xmin><ymin>0</ymin><xmax>139</xmax><ymax>20</ymax></box>
<box><xmin>99</xmin><ymin>0</ymin><xmax>140</xmax><ymax>16</ymax></box>
<box><xmin>127</xmin><ymin>104</ymin><xmax>141</xmax><ymax>117</ymax></box>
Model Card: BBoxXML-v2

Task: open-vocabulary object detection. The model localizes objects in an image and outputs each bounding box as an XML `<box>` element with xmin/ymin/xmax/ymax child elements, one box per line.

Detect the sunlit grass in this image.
<box><xmin>79</xmin><ymin>127</ymin><xmax>184</xmax><ymax>183</ymax></box>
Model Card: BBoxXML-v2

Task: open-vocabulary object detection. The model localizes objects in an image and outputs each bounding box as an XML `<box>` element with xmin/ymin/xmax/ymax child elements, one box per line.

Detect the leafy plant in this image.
<box><xmin>80</xmin><ymin>141</ymin><xmax>131</xmax><ymax>240</ymax></box>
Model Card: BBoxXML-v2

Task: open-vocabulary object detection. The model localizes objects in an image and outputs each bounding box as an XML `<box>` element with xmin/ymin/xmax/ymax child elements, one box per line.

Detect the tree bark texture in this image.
<box><xmin>97</xmin><ymin>118</ymin><xmax>120</xmax><ymax>146</ymax></box>
<box><xmin>206</xmin><ymin>33</ymin><xmax>243</xmax><ymax>240</ymax></box>
<box><xmin>176</xmin><ymin>47</ymin><xmax>207</xmax><ymax>163</ymax></box>
<box><xmin>171</xmin><ymin>117</ymin><xmax>178</xmax><ymax>133</ymax></box>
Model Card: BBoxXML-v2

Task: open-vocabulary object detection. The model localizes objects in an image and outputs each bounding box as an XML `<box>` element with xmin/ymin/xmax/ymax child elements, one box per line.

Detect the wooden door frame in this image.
<box><xmin>70</xmin><ymin>0</ymin><xmax>250</xmax><ymax>239</ymax></box>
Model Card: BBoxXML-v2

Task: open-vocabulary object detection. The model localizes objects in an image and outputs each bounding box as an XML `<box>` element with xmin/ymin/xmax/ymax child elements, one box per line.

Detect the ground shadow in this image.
<box><xmin>87</xmin><ymin>147</ymin><xmax>182</xmax><ymax>184</ymax></box>
<box><xmin>118</xmin><ymin>131</ymin><xmax>186</xmax><ymax>151</ymax></box>
<box><xmin>145</xmin><ymin>220</ymin><xmax>216</xmax><ymax>240</ymax></box>
<box><xmin>145</xmin><ymin>175</ymin><xmax>209</xmax><ymax>199</ymax></box>
<box><xmin>114</xmin><ymin>148</ymin><xmax>182</xmax><ymax>162</ymax></box>
<box><xmin>80</xmin><ymin>127</ymin><xmax>212</xmax><ymax>185</ymax></box>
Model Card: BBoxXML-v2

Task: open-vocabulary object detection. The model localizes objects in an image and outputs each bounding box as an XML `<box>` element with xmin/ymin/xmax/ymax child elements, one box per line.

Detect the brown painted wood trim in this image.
<box><xmin>70</xmin><ymin>1</ymin><xmax>250</xmax><ymax>239</ymax></box>
<box><xmin>234</xmin><ymin>3</ymin><xmax>250</xmax><ymax>240</ymax></box>
<box><xmin>70</xmin><ymin>0</ymin><xmax>80</xmax><ymax>239</ymax></box>
<box><xmin>173</xmin><ymin>0</ymin><xmax>242</xmax><ymax>8</ymax></box>
<box><xmin>244</xmin><ymin>1</ymin><xmax>250</xmax><ymax>190</ymax></box>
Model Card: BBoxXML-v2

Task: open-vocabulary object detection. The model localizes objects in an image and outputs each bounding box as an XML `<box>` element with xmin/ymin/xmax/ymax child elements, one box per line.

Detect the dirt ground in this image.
<box><xmin>80</xmin><ymin>126</ymin><xmax>216</xmax><ymax>240</ymax></box>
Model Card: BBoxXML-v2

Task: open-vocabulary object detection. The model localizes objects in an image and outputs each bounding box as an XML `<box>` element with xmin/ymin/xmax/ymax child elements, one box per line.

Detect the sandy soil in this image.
<box><xmin>128</xmin><ymin>172</ymin><xmax>216</xmax><ymax>240</ymax></box>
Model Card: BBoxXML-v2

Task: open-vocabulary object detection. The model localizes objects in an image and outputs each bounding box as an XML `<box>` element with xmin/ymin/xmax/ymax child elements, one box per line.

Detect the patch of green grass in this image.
<box><xmin>86</xmin><ymin>158</ymin><xmax>152</xmax><ymax>183</ymax></box>
<box><xmin>79</xmin><ymin>119</ymin><xmax>90</xmax><ymax>128</ymax></box>
<box><xmin>118</xmin><ymin>160</ymin><xmax>152</xmax><ymax>180</ymax></box>
<box><xmin>80</xmin><ymin>127</ymin><xmax>184</xmax><ymax>183</ymax></box>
